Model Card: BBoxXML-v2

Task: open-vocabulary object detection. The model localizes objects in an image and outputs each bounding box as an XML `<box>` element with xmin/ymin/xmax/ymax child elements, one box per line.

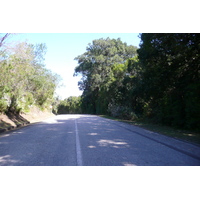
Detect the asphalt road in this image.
<box><xmin>0</xmin><ymin>114</ymin><xmax>200</xmax><ymax>166</ymax></box>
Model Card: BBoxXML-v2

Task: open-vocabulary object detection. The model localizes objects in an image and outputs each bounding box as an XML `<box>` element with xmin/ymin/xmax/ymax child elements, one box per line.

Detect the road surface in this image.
<box><xmin>0</xmin><ymin>114</ymin><xmax>200</xmax><ymax>166</ymax></box>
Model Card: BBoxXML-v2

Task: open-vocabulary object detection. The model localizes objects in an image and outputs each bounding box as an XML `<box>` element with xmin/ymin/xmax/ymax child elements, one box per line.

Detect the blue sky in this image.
<box><xmin>12</xmin><ymin>33</ymin><xmax>141</xmax><ymax>99</ymax></box>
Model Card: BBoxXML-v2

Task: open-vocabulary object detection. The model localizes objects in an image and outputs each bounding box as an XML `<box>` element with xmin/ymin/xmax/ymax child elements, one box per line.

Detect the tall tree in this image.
<box><xmin>74</xmin><ymin>37</ymin><xmax>137</xmax><ymax>114</ymax></box>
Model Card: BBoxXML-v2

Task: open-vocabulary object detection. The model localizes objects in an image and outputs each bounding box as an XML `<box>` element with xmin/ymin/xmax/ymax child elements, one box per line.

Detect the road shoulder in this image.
<box><xmin>0</xmin><ymin>111</ymin><xmax>54</xmax><ymax>135</ymax></box>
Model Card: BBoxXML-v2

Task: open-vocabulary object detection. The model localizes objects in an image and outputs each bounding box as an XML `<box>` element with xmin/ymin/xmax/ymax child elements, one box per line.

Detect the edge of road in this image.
<box><xmin>99</xmin><ymin>116</ymin><xmax>200</xmax><ymax>161</ymax></box>
<box><xmin>0</xmin><ymin>122</ymin><xmax>30</xmax><ymax>134</ymax></box>
<box><xmin>0</xmin><ymin>115</ymin><xmax>55</xmax><ymax>136</ymax></box>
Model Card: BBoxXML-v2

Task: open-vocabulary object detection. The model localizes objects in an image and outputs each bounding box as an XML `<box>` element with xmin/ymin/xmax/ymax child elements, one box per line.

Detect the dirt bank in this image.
<box><xmin>0</xmin><ymin>107</ymin><xmax>54</xmax><ymax>133</ymax></box>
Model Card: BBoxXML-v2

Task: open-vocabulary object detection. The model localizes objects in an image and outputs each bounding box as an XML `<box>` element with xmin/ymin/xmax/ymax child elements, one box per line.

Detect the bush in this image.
<box><xmin>0</xmin><ymin>99</ymin><xmax>7</xmax><ymax>114</ymax></box>
<box><xmin>108</xmin><ymin>102</ymin><xmax>138</xmax><ymax>120</ymax></box>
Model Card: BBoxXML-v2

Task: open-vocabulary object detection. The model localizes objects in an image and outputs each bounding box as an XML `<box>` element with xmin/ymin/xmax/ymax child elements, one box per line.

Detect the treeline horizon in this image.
<box><xmin>57</xmin><ymin>34</ymin><xmax>200</xmax><ymax>131</ymax></box>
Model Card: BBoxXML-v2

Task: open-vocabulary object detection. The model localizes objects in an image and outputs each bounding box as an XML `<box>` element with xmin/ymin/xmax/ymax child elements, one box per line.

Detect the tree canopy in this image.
<box><xmin>0</xmin><ymin>34</ymin><xmax>61</xmax><ymax>114</ymax></box>
<box><xmin>74</xmin><ymin>37</ymin><xmax>138</xmax><ymax>114</ymax></box>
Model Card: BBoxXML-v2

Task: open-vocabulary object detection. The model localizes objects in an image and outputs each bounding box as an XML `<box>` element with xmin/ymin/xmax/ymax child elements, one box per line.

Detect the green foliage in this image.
<box><xmin>57</xmin><ymin>96</ymin><xmax>82</xmax><ymax>114</ymax></box>
<box><xmin>74</xmin><ymin>37</ymin><xmax>138</xmax><ymax>115</ymax></box>
<box><xmin>138</xmin><ymin>33</ymin><xmax>200</xmax><ymax>130</ymax></box>
<box><xmin>0</xmin><ymin>99</ymin><xmax>7</xmax><ymax>113</ymax></box>
<box><xmin>0</xmin><ymin>38</ymin><xmax>61</xmax><ymax>114</ymax></box>
<box><xmin>108</xmin><ymin>102</ymin><xmax>138</xmax><ymax>120</ymax></box>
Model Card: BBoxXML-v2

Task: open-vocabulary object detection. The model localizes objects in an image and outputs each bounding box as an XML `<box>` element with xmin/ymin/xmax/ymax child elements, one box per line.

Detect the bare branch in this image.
<box><xmin>0</xmin><ymin>33</ymin><xmax>11</xmax><ymax>48</ymax></box>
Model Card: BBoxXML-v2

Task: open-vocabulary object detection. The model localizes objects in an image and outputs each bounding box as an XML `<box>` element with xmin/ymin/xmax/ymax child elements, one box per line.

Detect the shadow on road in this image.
<box><xmin>1</xmin><ymin>114</ymin><xmax>200</xmax><ymax>166</ymax></box>
<box><xmin>0</xmin><ymin>115</ymin><xmax>137</xmax><ymax>166</ymax></box>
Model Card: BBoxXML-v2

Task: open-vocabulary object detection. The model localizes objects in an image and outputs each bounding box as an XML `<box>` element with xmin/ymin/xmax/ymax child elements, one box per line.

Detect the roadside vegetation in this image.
<box><xmin>73</xmin><ymin>34</ymin><xmax>200</xmax><ymax>131</ymax></box>
<box><xmin>56</xmin><ymin>96</ymin><xmax>82</xmax><ymax>114</ymax></box>
<box><xmin>0</xmin><ymin>33</ymin><xmax>61</xmax><ymax>130</ymax></box>
<box><xmin>58</xmin><ymin>34</ymin><xmax>200</xmax><ymax>136</ymax></box>
<box><xmin>0</xmin><ymin>33</ymin><xmax>61</xmax><ymax>115</ymax></box>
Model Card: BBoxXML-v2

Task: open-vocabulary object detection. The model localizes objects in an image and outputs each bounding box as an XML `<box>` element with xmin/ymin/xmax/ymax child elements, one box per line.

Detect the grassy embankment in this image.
<box><xmin>100</xmin><ymin>115</ymin><xmax>200</xmax><ymax>146</ymax></box>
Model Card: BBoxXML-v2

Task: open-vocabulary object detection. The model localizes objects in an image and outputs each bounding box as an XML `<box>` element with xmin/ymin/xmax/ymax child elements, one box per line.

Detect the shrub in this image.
<box><xmin>108</xmin><ymin>102</ymin><xmax>138</xmax><ymax>120</ymax></box>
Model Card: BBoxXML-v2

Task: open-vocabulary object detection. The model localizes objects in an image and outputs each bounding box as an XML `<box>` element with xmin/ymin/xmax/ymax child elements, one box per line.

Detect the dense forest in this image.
<box><xmin>58</xmin><ymin>34</ymin><xmax>200</xmax><ymax>130</ymax></box>
<box><xmin>0</xmin><ymin>33</ymin><xmax>61</xmax><ymax>114</ymax></box>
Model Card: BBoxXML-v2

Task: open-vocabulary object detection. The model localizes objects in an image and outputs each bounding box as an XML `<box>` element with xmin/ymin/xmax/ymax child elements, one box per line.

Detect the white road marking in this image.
<box><xmin>75</xmin><ymin>119</ymin><xmax>83</xmax><ymax>166</ymax></box>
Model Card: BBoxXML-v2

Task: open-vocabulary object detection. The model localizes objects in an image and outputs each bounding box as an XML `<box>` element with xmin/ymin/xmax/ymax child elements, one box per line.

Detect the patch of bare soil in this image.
<box><xmin>0</xmin><ymin>114</ymin><xmax>16</xmax><ymax>128</ymax></box>
<box><xmin>0</xmin><ymin>107</ymin><xmax>54</xmax><ymax>131</ymax></box>
<box><xmin>21</xmin><ymin>107</ymin><xmax>54</xmax><ymax>123</ymax></box>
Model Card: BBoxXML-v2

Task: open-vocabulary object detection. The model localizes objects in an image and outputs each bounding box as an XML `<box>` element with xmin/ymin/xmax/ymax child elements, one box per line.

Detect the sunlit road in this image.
<box><xmin>0</xmin><ymin>114</ymin><xmax>200</xmax><ymax>166</ymax></box>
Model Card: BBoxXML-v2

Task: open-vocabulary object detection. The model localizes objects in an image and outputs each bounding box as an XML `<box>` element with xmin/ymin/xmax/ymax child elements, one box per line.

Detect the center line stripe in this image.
<box><xmin>75</xmin><ymin>119</ymin><xmax>83</xmax><ymax>166</ymax></box>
